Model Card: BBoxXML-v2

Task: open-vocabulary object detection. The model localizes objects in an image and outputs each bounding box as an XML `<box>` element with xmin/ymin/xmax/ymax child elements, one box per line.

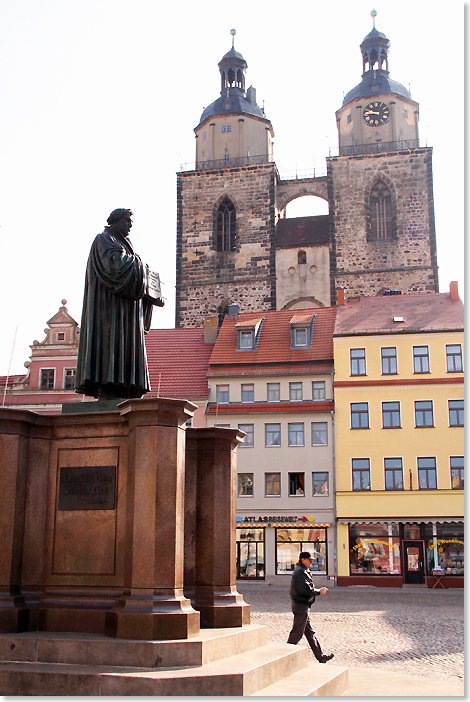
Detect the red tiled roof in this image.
<box><xmin>334</xmin><ymin>292</ymin><xmax>464</xmax><ymax>336</ymax></box>
<box><xmin>235</xmin><ymin>317</ymin><xmax>264</xmax><ymax>328</ymax></box>
<box><xmin>209</xmin><ymin>307</ymin><xmax>336</xmax><ymax>369</ymax></box>
<box><xmin>0</xmin><ymin>374</ymin><xmax>27</xmax><ymax>387</ymax></box>
<box><xmin>290</xmin><ymin>313</ymin><xmax>315</xmax><ymax>324</ymax></box>
<box><xmin>145</xmin><ymin>329</ymin><xmax>212</xmax><ymax>400</ymax></box>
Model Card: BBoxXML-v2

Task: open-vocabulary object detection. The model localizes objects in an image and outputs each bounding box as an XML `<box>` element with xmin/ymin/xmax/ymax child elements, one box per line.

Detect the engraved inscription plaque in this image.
<box><xmin>58</xmin><ymin>466</ymin><xmax>116</xmax><ymax>511</ymax></box>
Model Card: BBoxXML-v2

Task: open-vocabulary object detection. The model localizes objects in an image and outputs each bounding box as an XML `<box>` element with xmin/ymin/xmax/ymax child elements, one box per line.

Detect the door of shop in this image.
<box><xmin>403</xmin><ymin>540</ymin><xmax>425</xmax><ymax>584</ymax></box>
<box><xmin>236</xmin><ymin>540</ymin><xmax>265</xmax><ymax>579</ymax></box>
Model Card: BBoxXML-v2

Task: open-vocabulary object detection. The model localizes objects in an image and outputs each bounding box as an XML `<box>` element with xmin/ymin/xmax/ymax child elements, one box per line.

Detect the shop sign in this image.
<box><xmin>239</xmin><ymin>515</ymin><xmax>316</xmax><ymax>524</ymax></box>
<box><xmin>353</xmin><ymin>539</ymin><xmax>398</xmax><ymax>551</ymax></box>
<box><xmin>428</xmin><ymin>538</ymin><xmax>464</xmax><ymax>551</ymax></box>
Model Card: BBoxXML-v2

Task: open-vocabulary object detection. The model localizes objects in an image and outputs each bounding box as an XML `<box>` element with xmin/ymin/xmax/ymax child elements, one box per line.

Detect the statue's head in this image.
<box><xmin>107</xmin><ymin>208</ymin><xmax>133</xmax><ymax>236</ymax></box>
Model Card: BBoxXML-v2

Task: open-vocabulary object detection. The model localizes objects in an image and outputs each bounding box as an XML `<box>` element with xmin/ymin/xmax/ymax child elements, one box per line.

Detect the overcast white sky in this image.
<box><xmin>0</xmin><ymin>0</ymin><xmax>464</xmax><ymax>376</ymax></box>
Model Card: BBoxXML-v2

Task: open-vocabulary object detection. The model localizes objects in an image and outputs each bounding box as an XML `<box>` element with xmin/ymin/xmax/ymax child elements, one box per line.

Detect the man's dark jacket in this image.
<box><xmin>290</xmin><ymin>563</ymin><xmax>321</xmax><ymax>607</ymax></box>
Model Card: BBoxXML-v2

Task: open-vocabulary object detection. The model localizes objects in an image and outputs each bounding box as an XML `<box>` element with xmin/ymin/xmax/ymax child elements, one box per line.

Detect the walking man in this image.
<box><xmin>287</xmin><ymin>552</ymin><xmax>334</xmax><ymax>663</ymax></box>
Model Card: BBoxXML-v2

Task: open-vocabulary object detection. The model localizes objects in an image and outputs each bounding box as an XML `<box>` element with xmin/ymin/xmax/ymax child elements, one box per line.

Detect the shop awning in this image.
<box><xmin>337</xmin><ymin>518</ymin><xmax>463</xmax><ymax>526</ymax></box>
<box><xmin>237</xmin><ymin>523</ymin><xmax>332</xmax><ymax>528</ymax></box>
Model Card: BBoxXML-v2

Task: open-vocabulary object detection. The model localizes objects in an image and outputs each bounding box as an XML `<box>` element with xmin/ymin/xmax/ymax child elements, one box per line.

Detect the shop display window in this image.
<box><xmin>349</xmin><ymin>523</ymin><xmax>401</xmax><ymax>575</ymax></box>
<box><xmin>236</xmin><ymin>528</ymin><xmax>265</xmax><ymax>579</ymax></box>
<box><xmin>276</xmin><ymin>527</ymin><xmax>327</xmax><ymax>575</ymax></box>
<box><xmin>426</xmin><ymin>524</ymin><xmax>464</xmax><ymax>575</ymax></box>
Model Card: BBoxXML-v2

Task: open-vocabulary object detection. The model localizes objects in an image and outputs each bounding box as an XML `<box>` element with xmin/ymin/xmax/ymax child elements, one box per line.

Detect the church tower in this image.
<box><xmin>175</xmin><ymin>31</ymin><xmax>277</xmax><ymax>328</ymax></box>
<box><xmin>327</xmin><ymin>11</ymin><xmax>439</xmax><ymax>301</ymax></box>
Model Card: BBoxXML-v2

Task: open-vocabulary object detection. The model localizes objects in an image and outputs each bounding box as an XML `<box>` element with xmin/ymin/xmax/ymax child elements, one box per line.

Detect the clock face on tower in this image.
<box><xmin>363</xmin><ymin>101</ymin><xmax>390</xmax><ymax>126</ymax></box>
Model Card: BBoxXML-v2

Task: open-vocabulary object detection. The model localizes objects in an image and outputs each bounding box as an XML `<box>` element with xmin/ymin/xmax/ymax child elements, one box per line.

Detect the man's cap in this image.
<box><xmin>299</xmin><ymin>551</ymin><xmax>312</xmax><ymax>560</ymax></box>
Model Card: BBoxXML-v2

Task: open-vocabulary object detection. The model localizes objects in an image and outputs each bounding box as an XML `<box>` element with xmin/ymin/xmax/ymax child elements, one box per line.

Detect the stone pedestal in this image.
<box><xmin>105</xmin><ymin>398</ymin><xmax>200</xmax><ymax>640</ymax></box>
<box><xmin>184</xmin><ymin>428</ymin><xmax>250</xmax><ymax>628</ymax></box>
<box><xmin>0</xmin><ymin>401</ymin><xmax>248</xmax><ymax>641</ymax></box>
<box><xmin>0</xmin><ymin>410</ymin><xmax>50</xmax><ymax>634</ymax></box>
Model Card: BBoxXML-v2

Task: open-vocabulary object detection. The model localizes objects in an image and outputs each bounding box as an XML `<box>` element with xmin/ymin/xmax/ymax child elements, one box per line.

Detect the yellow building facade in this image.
<box><xmin>333</xmin><ymin>288</ymin><xmax>464</xmax><ymax>588</ymax></box>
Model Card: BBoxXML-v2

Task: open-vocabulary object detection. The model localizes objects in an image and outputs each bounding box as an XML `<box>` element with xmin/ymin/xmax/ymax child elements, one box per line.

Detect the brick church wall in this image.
<box><xmin>176</xmin><ymin>163</ymin><xmax>277</xmax><ymax>327</ymax></box>
<box><xmin>328</xmin><ymin>147</ymin><xmax>439</xmax><ymax>303</ymax></box>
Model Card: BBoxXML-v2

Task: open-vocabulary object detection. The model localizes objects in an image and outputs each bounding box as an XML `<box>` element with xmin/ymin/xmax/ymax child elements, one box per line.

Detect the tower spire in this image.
<box><xmin>230</xmin><ymin>28</ymin><xmax>236</xmax><ymax>49</ymax></box>
<box><xmin>371</xmin><ymin>8</ymin><xmax>377</xmax><ymax>28</ymax></box>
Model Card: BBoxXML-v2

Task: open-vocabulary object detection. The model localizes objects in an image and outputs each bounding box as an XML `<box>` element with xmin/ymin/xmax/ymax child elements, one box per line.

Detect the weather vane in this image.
<box><xmin>371</xmin><ymin>9</ymin><xmax>377</xmax><ymax>27</ymax></box>
<box><xmin>230</xmin><ymin>28</ymin><xmax>236</xmax><ymax>48</ymax></box>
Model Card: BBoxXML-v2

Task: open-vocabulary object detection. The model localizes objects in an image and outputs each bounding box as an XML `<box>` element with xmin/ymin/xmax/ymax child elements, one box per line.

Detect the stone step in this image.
<box><xmin>0</xmin><ymin>642</ymin><xmax>309</xmax><ymax>696</ymax></box>
<box><xmin>252</xmin><ymin>661</ymin><xmax>349</xmax><ymax>696</ymax></box>
<box><xmin>0</xmin><ymin>624</ymin><xmax>266</xmax><ymax>669</ymax></box>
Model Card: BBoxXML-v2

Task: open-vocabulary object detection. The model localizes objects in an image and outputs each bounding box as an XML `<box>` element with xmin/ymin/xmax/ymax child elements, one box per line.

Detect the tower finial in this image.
<box><xmin>371</xmin><ymin>9</ymin><xmax>377</xmax><ymax>27</ymax></box>
<box><xmin>230</xmin><ymin>28</ymin><xmax>236</xmax><ymax>48</ymax></box>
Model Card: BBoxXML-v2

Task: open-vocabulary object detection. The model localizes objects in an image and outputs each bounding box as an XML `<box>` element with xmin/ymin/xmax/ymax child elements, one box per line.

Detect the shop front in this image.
<box><xmin>236</xmin><ymin>513</ymin><xmax>335</xmax><ymax>585</ymax></box>
<box><xmin>338</xmin><ymin>520</ymin><xmax>464</xmax><ymax>588</ymax></box>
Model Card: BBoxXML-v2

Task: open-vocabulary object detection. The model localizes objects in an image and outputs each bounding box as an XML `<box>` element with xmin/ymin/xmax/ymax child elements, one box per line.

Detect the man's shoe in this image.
<box><xmin>319</xmin><ymin>653</ymin><xmax>334</xmax><ymax>663</ymax></box>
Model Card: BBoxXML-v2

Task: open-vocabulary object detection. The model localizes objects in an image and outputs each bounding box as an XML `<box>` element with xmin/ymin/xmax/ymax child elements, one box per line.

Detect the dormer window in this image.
<box><xmin>290</xmin><ymin>313</ymin><xmax>315</xmax><ymax>349</ymax></box>
<box><xmin>236</xmin><ymin>317</ymin><xmax>264</xmax><ymax>351</ymax></box>
<box><xmin>293</xmin><ymin>328</ymin><xmax>308</xmax><ymax>346</ymax></box>
<box><xmin>239</xmin><ymin>330</ymin><xmax>254</xmax><ymax>349</ymax></box>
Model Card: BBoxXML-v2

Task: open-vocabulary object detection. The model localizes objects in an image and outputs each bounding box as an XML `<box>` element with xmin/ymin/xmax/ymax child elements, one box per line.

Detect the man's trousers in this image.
<box><xmin>287</xmin><ymin>601</ymin><xmax>325</xmax><ymax>661</ymax></box>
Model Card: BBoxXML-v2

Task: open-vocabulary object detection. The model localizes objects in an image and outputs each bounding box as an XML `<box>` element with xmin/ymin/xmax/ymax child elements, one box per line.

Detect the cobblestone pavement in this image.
<box><xmin>238</xmin><ymin>585</ymin><xmax>464</xmax><ymax>685</ymax></box>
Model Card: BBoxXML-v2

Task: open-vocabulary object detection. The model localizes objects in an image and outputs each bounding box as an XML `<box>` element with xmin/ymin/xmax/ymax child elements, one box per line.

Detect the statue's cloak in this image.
<box><xmin>75</xmin><ymin>226</ymin><xmax>152</xmax><ymax>399</ymax></box>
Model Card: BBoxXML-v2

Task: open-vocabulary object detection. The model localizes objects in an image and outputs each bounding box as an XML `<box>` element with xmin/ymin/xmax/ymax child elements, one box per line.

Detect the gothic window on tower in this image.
<box><xmin>215</xmin><ymin>197</ymin><xmax>236</xmax><ymax>252</ymax></box>
<box><xmin>367</xmin><ymin>179</ymin><xmax>396</xmax><ymax>241</ymax></box>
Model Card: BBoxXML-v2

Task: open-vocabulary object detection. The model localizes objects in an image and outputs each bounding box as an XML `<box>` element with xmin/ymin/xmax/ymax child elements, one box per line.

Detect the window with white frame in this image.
<box><xmin>449</xmin><ymin>400</ymin><xmax>464</xmax><ymax>427</ymax></box>
<box><xmin>381</xmin><ymin>347</ymin><xmax>397</xmax><ymax>374</ymax></box>
<box><xmin>238</xmin><ymin>423</ymin><xmax>254</xmax><ymax>447</ymax></box>
<box><xmin>64</xmin><ymin>368</ymin><xmax>76</xmax><ymax>389</ymax></box>
<box><xmin>238</xmin><ymin>473</ymin><xmax>253</xmax><ymax>496</ymax></box>
<box><xmin>311</xmin><ymin>422</ymin><xmax>328</xmax><ymax>445</ymax></box>
<box><xmin>312</xmin><ymin>472</ymin><xmax>329</xmax><ymax>495</ymax></box>
<box><xmin>450</xmin><ymin>457</ymin><xmax>464</xmax><ymax>489</ymax></box>
<box><xmin>265</xmin><ymin>423</ymin><xmax>281</xmax><ymax>446</ymax></box>
<box><xmin>312</xmin><ymin>381</ymin><xmax>326</xmax><ymax>400</ymax></box>
<box><xmin>350</xmin><ymin>348</ymin><xmax>366</xmax><ymax>376</ymax></box>
<box><xmin>292</xmin><ymin>327</ymin><xmax>308</xmax><ymax>347</ymax></box>
<box><xmin>267</xmin><ymin>382</ymin><xmax>280</xmax><ymax>402</ymax></box>
<box><xmin>384</xmin><ymin>458</ymin><xmax>403</xmax><ymax>490</ymax></box>
<box><xmin>417</xmin><ymin>457</ymin><xmax>437</xmax><ymax>489</ymax></box>
<box><xmin>415</xmin><ymin>400</ymin><xmax>434</xmax><ymax>427</ymax></box>
<box><xmin>289</xmin><ymin>472</ymin><xmax>305</xmax><ymax>496</ymax></box>
<box><xmin>289</xmin><ymin>382</ymin><xmax>303</xmax><ymax>401</ymax></box>
<box><xmin>236</xmin><ymin>318</ymin><xmax>263</xmax><ymax>351</ymax></box>
<box><xmin>446</xmin><ymin>344</ymin><xmax>463</xmax><ymax>372</ymax></box>
<box><xmin>241</xmin><ymin>384</ymin><xmax>254</xmax><ymax>403</ymax></box>
<box><xmin>40</xmin><ymin>368</ymin><xmax>55</xmax><ymax>389</ymax></box>
<box><xmin>413</xmin><ymin>346</ymin><xmax>430</xmax><ymax>373</ymax></box>
<box><xmin>216</xmin><ymin>384</ymin><xmax>229</xmax><ymax>403</ymax></box>
<box><xmin>238</xmin><ymin>330</ymin><xmax>254</xmax><ymax>349</ymax></box>
<box><xmin>351</xmin><ymin>402</ymin><xmax>369</xmax><ymax>429</ymax></box>
<box><xmin>352</xmin><ymin>458</ymin><xmax>371</xmax><ymax>491</ymax></box>
<box><xmin>265</xmin><ymin>472</ymin><xmax>281</xmax><ymax>496</ymax></box>
<box><xmin>288</xmin><ymin>423</ymin><xmax>304</xmax><ymax>446</ymax></box>
<box><xmin>382</xmin><ymin>401</ymin><xmax>401</xmax><ymax>428</ymax></box>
